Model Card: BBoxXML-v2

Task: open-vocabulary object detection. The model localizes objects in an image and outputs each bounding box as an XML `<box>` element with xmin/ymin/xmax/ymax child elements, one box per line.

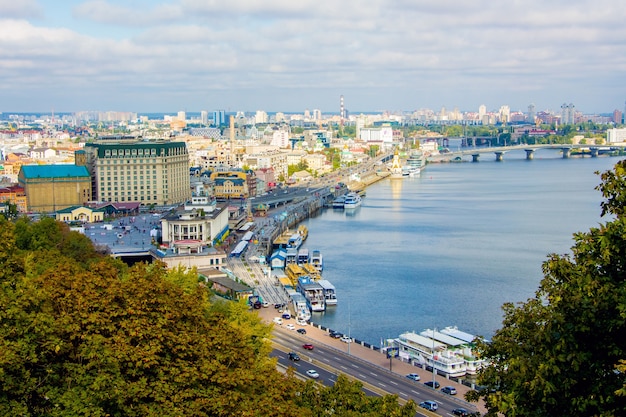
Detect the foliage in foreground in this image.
<box><xmin>0</xmin><ymin>217</ymin><xmax>414</xmax><ymax>416</ymax></box>
<box><xmin>468</xmin><ymin>160</ymin><xmax>626</xmax><ymax>416</ymax></box>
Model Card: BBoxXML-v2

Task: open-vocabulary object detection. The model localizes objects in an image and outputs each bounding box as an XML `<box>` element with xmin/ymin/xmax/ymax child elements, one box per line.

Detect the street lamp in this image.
<box><xmin>432</xmin><ymin>328</ymin><xmax>437</xmax><ymax>389</ymax></box>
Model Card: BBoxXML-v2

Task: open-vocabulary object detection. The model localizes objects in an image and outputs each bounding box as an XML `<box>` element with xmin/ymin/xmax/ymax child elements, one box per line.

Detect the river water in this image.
<box><xmin>299</xmin><ymin>148</ymin><xmax>622</xmax><ymax>346</ymax></box>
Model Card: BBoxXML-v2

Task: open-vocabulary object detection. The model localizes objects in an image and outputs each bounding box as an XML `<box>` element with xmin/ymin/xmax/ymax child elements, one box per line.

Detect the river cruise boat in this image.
<box><xmin>311</xmin><ymin>250</ymin><xmax>323</xmax><ymax>272</ymax></box>
<box><xmin>332</xmin><ymin>195</ymin><xmax>346</xmax><ymax>209</ymax></box>
<box><xmin>296</xmin><ymin>276</ymin><xmax>326</xmax><ymax>312</ymax></box>
<box><xmin>317</xmin><ymin>279</ymin><xmax>337</xmax><ymax>306</ymax></box>
<box><xmin>297</xmin><ymin>248</ymin><xmax>310</xmax><ymax>265</ymax></box>
<box><xmin>343</xmin><ymin>192</ymin><xmax>362</xmax><ymax>209</ymax></box>
<box><xmin>289</xmin><ymin>291</ymin><xmax>311</xmax><ymax>321</ymax></box>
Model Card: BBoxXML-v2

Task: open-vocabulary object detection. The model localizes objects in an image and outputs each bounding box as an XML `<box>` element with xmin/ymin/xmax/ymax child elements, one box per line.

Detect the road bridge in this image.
<box><xmin>429</xmin><ymin>143</ymin><xmax>626</xmax><ymax>162</ymax></box>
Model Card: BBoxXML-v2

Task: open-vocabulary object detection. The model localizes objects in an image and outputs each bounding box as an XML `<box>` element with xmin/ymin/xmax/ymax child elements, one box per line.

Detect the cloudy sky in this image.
<box><xmin>1</xmin><ymin>0</ymin><xmax>625</xmax><ymax>114</ymax></box>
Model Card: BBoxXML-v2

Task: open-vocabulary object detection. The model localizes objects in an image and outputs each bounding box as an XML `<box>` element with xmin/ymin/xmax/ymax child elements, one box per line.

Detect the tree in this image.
<box><xmin>468</xmin><ymin>160</ymin><xmax>626</xmax><ymax>416</ymax></box>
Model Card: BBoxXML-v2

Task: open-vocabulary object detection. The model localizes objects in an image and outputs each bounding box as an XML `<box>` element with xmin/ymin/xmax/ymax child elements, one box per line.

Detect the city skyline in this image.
<box><xmin>1</xmin><ymin>0</ymin><xmax>625</xmax><ymax>114</ymax></box>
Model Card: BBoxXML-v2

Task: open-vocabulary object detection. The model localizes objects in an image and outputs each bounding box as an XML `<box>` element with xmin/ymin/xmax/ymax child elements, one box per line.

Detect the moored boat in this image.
<box><xmin>332</xmin><ymin>195</ymin><xmax>346</xmax><ymax>209</ymax></box>
<box><xmin>311</xmin><ymin>250</ymin><xmax>323</xmax><ymax>272</ymax></box>
<box><xmin>296</xmin><ymin>276</ymin><xmax>326</xmax><ymax>312</ymax></box>
<box><xmin>343</xmin><ymin>192</ymin><xmax>362</xmax><ymax>209</ymax></box>
<box><xmin>317</xmin><ymin>279</ymin><xmax>337</xmax><ymax>306</ymax></box>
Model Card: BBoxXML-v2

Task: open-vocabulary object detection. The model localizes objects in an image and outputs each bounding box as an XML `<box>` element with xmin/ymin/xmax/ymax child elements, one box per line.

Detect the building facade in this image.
<box><xmin>18</xmin><ymin>165</ymin><xmax>92</xmax><ymax>213</ymax></box>
<box><xmin>79</xmin><ymin>139</ymin><xmax>191</xmax><ymax>206</ymax></box>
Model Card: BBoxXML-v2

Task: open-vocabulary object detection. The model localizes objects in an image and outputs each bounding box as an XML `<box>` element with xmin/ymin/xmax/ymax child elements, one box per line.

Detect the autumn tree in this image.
<box><xmin>468</xmin><ymin>160</ymin><xmax>626</xmax><ymax>416</ymax></box>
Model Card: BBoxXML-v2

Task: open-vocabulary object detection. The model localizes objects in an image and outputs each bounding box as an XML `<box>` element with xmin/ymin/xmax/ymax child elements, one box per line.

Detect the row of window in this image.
<box><xmin>104</xmin><ymin>149</ymin><xmax>158</xmax><ymax>157</ymax></box>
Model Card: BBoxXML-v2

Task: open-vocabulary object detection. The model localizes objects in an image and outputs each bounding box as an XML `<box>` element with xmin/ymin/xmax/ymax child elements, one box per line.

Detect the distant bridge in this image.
<box><xmin>429</xmin><ymin>143</ymin><xmax>626</xmax><ymax>162</ymax></box>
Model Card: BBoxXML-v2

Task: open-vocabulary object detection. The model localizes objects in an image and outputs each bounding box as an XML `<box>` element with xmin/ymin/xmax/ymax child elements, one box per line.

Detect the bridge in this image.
<box><xmin>429</xmin><ymin>143</ymin><xmax>626</xmax><ymax>162</ymax></box>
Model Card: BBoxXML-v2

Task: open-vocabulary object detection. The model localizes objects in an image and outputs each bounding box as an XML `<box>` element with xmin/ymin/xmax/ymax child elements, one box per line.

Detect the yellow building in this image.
<box><xmin>18</xmin><ymin>165</ymin><xmax>92</xmax><ymax>213</ymax></box>
<box><xmin>55</xmin><ymin>205</ymin><xmax>105</xmax><ymax>223</ymax></box>
<box><xmin>210</xmin><ymin>171</ymin><xmax>249</xmax><ymax>199</ymax></box>
<box><xmin>0</xmin><ymin>184</ymin><xmax>28</xmax><ymax>213</ymax></box>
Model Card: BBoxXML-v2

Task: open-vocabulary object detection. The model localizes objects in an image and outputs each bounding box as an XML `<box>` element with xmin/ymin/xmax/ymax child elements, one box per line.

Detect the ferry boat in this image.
<box><xmin>311</xmin><ymin>250</ymin><xmax>323</xmax><ymax>272</ymax></box>
<box><xmin>317</xmin><ymin>279</ymin><xmax>337</xmax><ymax>306</ymax></box>
<box><xmin>332</xmin><ymin>195</ymin><xmax>346</xmax><ymax>209</ymax></box>
<box><xmin>343</xmin><ymin>192</ymin><xmax>362</xmax><ymax>209</ymax></box>
<box><xmin>296</xmin><ymin>276</ymin><xmax>326</xmax><ymax>312</ymax></box>
<box><xmin>297</xmin><ymin>248</ymin><xmax>310</xmax><ymax>265</ymax></box>
<box><xmin>287</xmin><ymin>233</ymin><xmax>303</xmax><ymax>249</ymax></box>
<box><xmin>289</xmin><ymin>291</ymin><xmax>311</xmax><ymax>321</ymax></box>
<box><xmin>297</xmin><ymin>225</ymin><xmax>308</xmax><ymax>241</ymax></box>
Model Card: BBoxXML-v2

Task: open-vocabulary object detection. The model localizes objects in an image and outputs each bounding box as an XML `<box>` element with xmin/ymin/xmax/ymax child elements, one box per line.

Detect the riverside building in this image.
<box><xmin>77</xmin><ymin>138</ymin><xmax>191</xmax><ymax>206</ymax></box>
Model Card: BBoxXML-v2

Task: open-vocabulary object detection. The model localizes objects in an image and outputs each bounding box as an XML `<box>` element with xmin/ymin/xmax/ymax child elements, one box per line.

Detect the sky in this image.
<box><xmin>1</xmin><ymin>0</ymin><xmax>625</xmax><ymax>114</ymax></box>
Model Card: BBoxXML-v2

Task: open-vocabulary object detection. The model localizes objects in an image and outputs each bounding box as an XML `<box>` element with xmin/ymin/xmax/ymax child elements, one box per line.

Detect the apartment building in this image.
<box><xmin>79</xmin><ymin>139</ymin><xmax>191</xmax><ymax>206</ymax></box>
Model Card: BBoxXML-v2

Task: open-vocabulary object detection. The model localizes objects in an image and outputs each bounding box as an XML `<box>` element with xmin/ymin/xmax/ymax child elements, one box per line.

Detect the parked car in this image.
<box><xmin>302</xmin><ymin>343</ymin><xmax>314</xmax><ymax>350</ymax></box>
<box><xmin>340</xmin><ymin>335</ymin><xmax>352</xmax><ymax>343</ymax></box>
<box><xmin>424</xmin><ymin>381</ymin><xmax>440</xmax><ymax>389</ymax></box>
<box><xmin>296</xmin><ymin>319</ymin><xmax>308</xmax><ymax>326</ymax></box>
<box><xmin>441</xmin><ymin>386</ymin><xmax>457</xmax><ymax>395</ymax></box>
<box><xmin>285</xmin><ymin>323</ymin><xmax>295</xmax><ymax>330</ymax></box>
<box><xmin>452</xmin><ymin>408</ymin><xmax>470</xmax><ymax>416</ymax></box>
<box><xmin>329</xmin><ymin>331</ymin><xmax>342</xmax><ymax>338</ymax></box>
<box><xmin>297</xmin><ymin>328</ymin><xmax>307</xmax><ymax>335</ymax></box>
<box><xmin>419</xmin><ymin>401</ymin><xmax>438</xmax><ymax>411</ymax></box>
<box><xmin>282</xmin><ymin>312</ymin><xmax>291</xmax><ymax>319</ymax></box>
<box><xmin>306</xmin><ymin>369</ymin><xmax>319</xmax><ymax>379</ymax></box>
<box><xmin>406</xmin><ymin>373</ymin><xmax>421</xmax><ymax>381</ymax></box>
<box><xmin>288</xmin><ymin>352</ymin><xmax>300</xmax><ymax>361</ymax></box>
<box><xmin>262</xmin><ymin>302</ymin><xmax>270</xmax><ymax>308</ymax></box>
<box><xmin>272</xmin><ymin>317</ymin><xmax>283</xmax><ymax>325</ymax></box>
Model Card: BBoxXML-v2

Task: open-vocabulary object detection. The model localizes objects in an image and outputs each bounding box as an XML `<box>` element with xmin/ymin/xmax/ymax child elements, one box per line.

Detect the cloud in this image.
<box><xmin>0</xmin><ymin>0</ymin><xmax>42</xmax><ymax>19</ymax></box>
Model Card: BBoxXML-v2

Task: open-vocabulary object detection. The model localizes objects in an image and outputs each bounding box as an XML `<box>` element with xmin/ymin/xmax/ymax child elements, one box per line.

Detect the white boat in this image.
<box><xmin>290</xmin><ymin>292</ymin><xmax>311</xmax><ymax>321</ymax></box>
<box><xmin>332</xmin><ymin>195</ymin><xmax>346</xmax><ymax>208</ymax></box>
<box><xmin>343</xmin><ymin>192</ymin><xmax>362</xmax><ymax>209</ymax></box>
<box><xmin>287</xmin><ymin>233</ymin><xmax>303</xmax><ymax>249</ymax></box>
<box><xmin>311</xmin><ymin>250</ymin><xmax>323</xmax><ymax>272</ymax></box>
<box><xmin>317</xmin><ymin>279</ymin><xmax>337</xmax><ymax>305</ymax></box>
<box><xmin>296</xmin><ymin>276</ymin><xmax>326</xmax><ymax>312</ymax></box>
<box><xmin>297</xmin><ymin>248</ymin><xmax>309</xmax><ymax>265</ymax></box>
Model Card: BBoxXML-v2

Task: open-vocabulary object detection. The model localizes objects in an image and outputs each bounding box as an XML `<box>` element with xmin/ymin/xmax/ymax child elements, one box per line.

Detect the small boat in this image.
<box><xmin>297</xmin><ymin>248</ymin><xmax>310</xmax><ymax>265</ymax></box>
<box><xmin>311</xmin><ymin>250</ymin><xmax>323</xmax><ymax>272</ymax></box>
<box><xmin>343</xmin><ymin>192</ymin><xmax>362</xmax><ymax>209</ymax></box>
<box><xmin>332</xmin><ymin>195</ymin><xmax>346</xmax><ymax>209</ymax></box>
<box><xmin>287</xmin><ymin>233</ymin><xmax>303</xmax><ymax>249</ymax></box>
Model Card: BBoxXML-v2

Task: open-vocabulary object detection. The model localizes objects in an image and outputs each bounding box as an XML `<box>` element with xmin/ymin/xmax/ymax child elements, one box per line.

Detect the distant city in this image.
<box><xmin>1</xmin><ymin>97</ymin><xmax>626</xmax><ymax>219</ymax></box>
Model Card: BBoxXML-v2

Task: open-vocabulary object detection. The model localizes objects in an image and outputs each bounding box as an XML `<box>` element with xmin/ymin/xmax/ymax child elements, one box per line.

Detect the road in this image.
<box><xmin>268</xmin><ymin>323</ymin><xmax>480</xmax><ymax>416</ymax></box>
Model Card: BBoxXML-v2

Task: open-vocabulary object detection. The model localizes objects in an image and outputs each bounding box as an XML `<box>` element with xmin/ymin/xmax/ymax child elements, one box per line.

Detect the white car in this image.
<box><xmin>306</xmin><ymin>369</ymin><xmax>319</xmax><ymax>379</ymax></box>
<box><xmin>285</xmin><ymin>323</ymin><xmax>296</xmax><ymax>330</ymax></box>
<box><xmin>272</xmin><ymin>317</ymin><xmax>283</xmax><ymax>325</ymax></box>
<box><xmin>340</xmin><ymin>335</ymin><xmax>352</xmax><ymax>343</ymax></box>
<box><xmin>296</xmin><ymin>319</ymin><xmax>308</xmax><ymax>326</ymax></box>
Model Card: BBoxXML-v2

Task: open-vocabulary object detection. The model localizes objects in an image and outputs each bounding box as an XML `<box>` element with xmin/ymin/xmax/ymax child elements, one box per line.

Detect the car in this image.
<box><xmin>296</xmin><ymin>319</ymin><xmax>308</xmax><ymax>326</ymax></box>
<box><xmin>272</xmin><ymin>317</ymin><xmax>283</xmax><ymax>325</ymax></box>
<box><xmin>329</xmin><ymin>331</ymin><xmax>342</xmax><ymax>339</ymax></box>
<box><xmin>252</xmin><ymin>301</ymin><xmax>262</xmax><ymax>309</ymax></box>
<box><xmin>288</xmin><ymin>352</ymin><xmax>300</xmax><ymax>361</ymax></box>
<box><xmin>424</xmin><ymin>381</ymin><xmax>440</xmax><ymax>389</ymax></box>
<box><xmin>305</xmin><ymin>369</ymin><xmax>319</xmax><ymax>379</ymax></box>
<box><xmin>452</xmin><ymin>408</ymin><xmax>471</xmax><ymax>417</ymax></box>
<box><xmin>340</xmin><ymin>335</ymin><xmax>352</xmax><ymax>343</ymax></box>
<box><xmin>262</xmin><ymin>302</ymin><xmax>270</xmax><ymax>308</ymax></box>
<box><xmin>406</xmin><ymin>373</ymin><xmax>421</xmax><ymax>381</ymax></box>
<box><xmin>302</xmin><ymin>343</ymin><xmax>314</xmax><ymax>350</ymax></box>
<box><xmin>285</xmin><ymin>323</ymin><xmax>295</xmax><ymax>330</ymax></box>
<box><xmin>274</xmin><ymin>303</ymin><xmax>282</xmax><ymax>309</ymax></box>
<box><xmin>282</xmin><ymin>312</ymin><xmax>291</xmax><ymax>319</ymax></box>
<box><xmin>297</xmin><ymin>328</ymin><xmax>307</xmax><ymax>335</ymax></box>
<box><xmin>441</xmin><ymin>385</ymin><xmax>457</xmax><ymax>395</ymax></box>
<box><xmin>419</xmin><ymin>401</ymin><xmax>438</xmax><ymax>411</ymax></box>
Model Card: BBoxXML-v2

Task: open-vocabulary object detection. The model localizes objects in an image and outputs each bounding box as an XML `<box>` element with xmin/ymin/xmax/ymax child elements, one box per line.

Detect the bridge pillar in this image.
<box><xmin>590</xmin><ymin>148</ymin><xmax>599</xmax><ymax>157</ymax></box>
<box><xmin>494</xmin><ymin>152</ymin><xmax>504</xmax><ymax>162</ymax></box>
<box><xmin>561</xmin><ymin>148</ymin><xmax>572</xmax><ymax>159</ymax></box>
<box><xmin>525</xmin><ymin>149</ymin><xmax>535</xmax><ymax>160</ymax></box>
<box><xmin>471</xmin><ymin>154</ymin><xmax>480</xmax><ymax>162</ymax></box>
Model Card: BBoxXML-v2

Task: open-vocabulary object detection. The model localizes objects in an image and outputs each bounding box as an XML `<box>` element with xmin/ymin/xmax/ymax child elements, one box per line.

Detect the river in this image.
<box><xmin>299</xmin><ymin>148</ymin><xmax>622</xmax><ymax>345</ymax></box>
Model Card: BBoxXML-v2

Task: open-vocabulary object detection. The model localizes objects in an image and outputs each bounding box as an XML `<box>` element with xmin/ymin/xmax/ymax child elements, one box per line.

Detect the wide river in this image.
<box><xmin>299</xmin><ymin>148</ymin><xmax>622</xmax><ymax>346</ymax></box>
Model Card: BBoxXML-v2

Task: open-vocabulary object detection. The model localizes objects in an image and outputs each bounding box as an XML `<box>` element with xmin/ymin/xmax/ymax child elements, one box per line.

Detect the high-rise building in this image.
<box><xmin>255</xmin><ymin>110</ymin><xmax>268</xmax><ymax>124</ymax></box>
<box><xmin>177</xmin><ymin>111</ymin><xmax>186</xmax><ymax>122</ymax></box>
<box><xmin>80</xmin><ymin>139</ymin><xmax>191</xmax><ymax>206</ymax></box>
<box><xmin>200</xmin><ymin>110</ymin><xmax>208</xmax><ymax>125</ymax></box>
<box><xmin>213</xmin><ymin>110</ymin><xmax>226</xmax><ymax>126</ymax></box>
<box><xmin>561</xmin><ymin>103</ymin><xmax>575</xmax><ymax>125</ymax></box>
<box><xmin>528</xmin><ymin>104</ymin><xmax>536</xmax><ymax>124</ymax></box>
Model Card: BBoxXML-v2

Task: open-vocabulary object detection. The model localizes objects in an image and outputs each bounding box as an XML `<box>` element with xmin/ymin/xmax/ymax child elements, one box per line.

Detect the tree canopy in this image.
<box><xmin>468</xmin><ymin>160</ymin><xmax>626</xmax><ymax>416</ymax></box>
<box><xmin>1</xmin><ymin>217</ymin><xmax>415</xmax><ymax>416</ymax></box>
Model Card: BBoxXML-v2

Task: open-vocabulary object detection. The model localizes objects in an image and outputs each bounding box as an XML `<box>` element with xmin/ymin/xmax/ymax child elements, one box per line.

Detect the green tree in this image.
<box><xmin>468</xmin><ymin>160</ymin><xmax>626</xmax><ymax>416</ymax></box>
